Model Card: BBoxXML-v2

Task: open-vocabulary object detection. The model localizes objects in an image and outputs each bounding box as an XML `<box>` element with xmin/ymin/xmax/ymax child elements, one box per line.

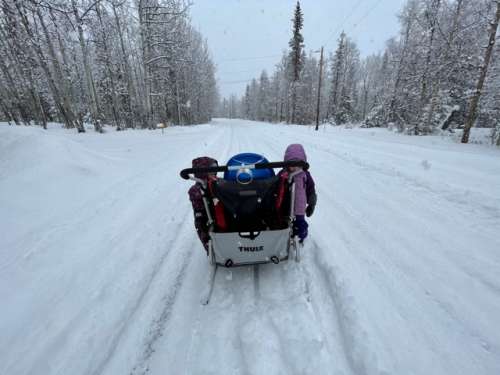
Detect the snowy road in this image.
<box><xmin>1</xmin><ymin>119</ymin><xmax>499</xmax><ymax>375</ymax></box>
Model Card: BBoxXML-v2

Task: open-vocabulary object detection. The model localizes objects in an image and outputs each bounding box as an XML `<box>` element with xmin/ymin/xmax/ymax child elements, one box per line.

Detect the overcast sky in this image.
<box><xmin>189</xmin><ymin>0</ymin><xmax>407</xmax><ymax>98</ymax></box>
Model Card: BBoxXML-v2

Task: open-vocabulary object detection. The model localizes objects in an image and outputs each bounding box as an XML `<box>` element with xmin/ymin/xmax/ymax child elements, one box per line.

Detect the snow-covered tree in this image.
<box><xmin>229</xmin><ymin>0</ymin><xmax>499</xmax><ymax>143</ymax></box>
<box><xmin>288</xmin><ymin>1</ymin><xmax>304</xmax><ymax>124</ymax></box>
<box><xmin>0</xmin><ymin>0</ymin><xmax>218</xmax><ymax>131</ymax></box>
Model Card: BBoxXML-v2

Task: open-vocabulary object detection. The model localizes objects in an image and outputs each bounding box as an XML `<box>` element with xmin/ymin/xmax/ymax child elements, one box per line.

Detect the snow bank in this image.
<box><xmin>0</xmin><ymin>122</ymin><xmax>221</xmax><ymax>375</ymax></box>
<box><xmin>0</xmin><ymin>125</ymin><xmax>115</xmax><ymax>245</ymax></box>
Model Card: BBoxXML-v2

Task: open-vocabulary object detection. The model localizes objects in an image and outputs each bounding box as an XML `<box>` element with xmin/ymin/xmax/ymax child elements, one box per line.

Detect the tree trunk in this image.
<box><xmin>0</xmin><ymin>95</ymin><xmax>15</xmax><ymax>125</ymax></box>
<box><xmin>71</xmin><ymin>0</ymin><xmax>102</xmax><ymax>133</ymax></box>
<box><xmin>425</xmin><ymin>0</ymin><xmax>463</xmax><ymax>132</ymax></box>
<box><xmin>14</xmin><ymin>1</ymin><xmax>82</xmax><ymax>131</ymax></box>
<box><xmin>388</xmin><ymin>8</ymin><xmax>414</xmax><ymax>132</ymax></box>
<box><xmin>112</xmin><ymin>2</ymin><xmax>136</xmax><ymax>128</ymax></box>
<box><xmin>14</xmin><ymin>13</ymin><xmax>48</xmax><ymax>128</ymax></box>
<box><xmin>462</xmin><ymin>0</ymin><xmax>500</xmax><ymax>143</ymax></box>
<box><xmin>0</xmin><ymin>56</ymin><xmax>28</xmax><ymax>124</ymax></box>
<box><xmin>291</xmin><ymin>82</ymin><xmax>297</xmax><ymax>124</ymax></box>
<box><xmin>418</xmin><ymin>0</ymin><xmax>441</xmax><ymax>131</ymax></box>
<box><xmin>361</xmin><ymin>74</ymin><xmax>369</xmax><ymax>121</ymax></box>
<box><xmin>0</xmin><ymin>81</ymin><xmax>20</xmax><ymax>125</ymax></box>
<box><xmin>49</xmin><ymin>7</ymin><xmax>79</xmax><ymax>120</ymax></box>
<box><xmin>36</xmin><ymin>7</ymin><xmax>83</xmax><ymax>131</ymax></box>
<box><xmin>315</xmin><ymin>46</ymin><xmax>324</xmax><ymax>130</ymax></box>
<box><xmin>96</xmin><ymin>3</ymin><xmax>121</xmax><ymax>129</ymax></box>
<box><xmin>138</xmin><ymin>0</ymin><xmax>153</xmax><ymax>128</ymax></box>
<box><xmin>0</xmin><ymin>22</ymin><xmax>45</xmax><ymax>126</ymax></box>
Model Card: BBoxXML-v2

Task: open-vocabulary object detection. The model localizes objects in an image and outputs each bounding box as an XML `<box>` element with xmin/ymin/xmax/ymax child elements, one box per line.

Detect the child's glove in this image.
<box><xmin>293</xmin><ymin>215</ymin><xmax>309</xmax><ymax>242</ymax></box>
<box><xmin>306</xmin><ymin>191</ymin><xmax>317</xmax><ymax>217</ymax></box>
<box><xmin>194</xmin><ymin>216</ymin><xmax>210</xmax><ymax>254</ymax></box>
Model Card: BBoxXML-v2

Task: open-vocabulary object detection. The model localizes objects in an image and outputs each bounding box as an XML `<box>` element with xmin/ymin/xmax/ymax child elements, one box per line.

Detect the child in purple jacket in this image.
<box><xmin>281</xmin><ymin>144</ymin><xmax>317</xmax><ymax>242</ymax></box>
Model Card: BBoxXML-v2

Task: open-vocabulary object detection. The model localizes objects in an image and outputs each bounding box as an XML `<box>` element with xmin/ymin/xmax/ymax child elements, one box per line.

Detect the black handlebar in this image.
<box><xmin>180</xmin><ymin>160</ymin><xmax>309</xmax><ymax>180</ymax></box>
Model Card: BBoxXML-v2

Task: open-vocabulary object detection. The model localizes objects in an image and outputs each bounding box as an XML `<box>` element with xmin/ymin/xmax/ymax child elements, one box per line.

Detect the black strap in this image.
<box><xmin>180</xmin><ymin>160</ymin><xmax>309</xmax><ymax>180</ymax></box>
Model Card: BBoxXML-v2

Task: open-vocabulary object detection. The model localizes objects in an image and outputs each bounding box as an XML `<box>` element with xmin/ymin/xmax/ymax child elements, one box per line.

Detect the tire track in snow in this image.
<box><xmin>270</xmin><ymin>124</ymin><xmax>499</xmax><ymax>374</ymax></box>
<box><xmin>121</xmin><ymin>124</ymin><xmax>238</xmax><ymax>375</ymax></box>
<box><xmin>252</xmin><ymin>128</ymin><xmax>348</xmax><ymax>365</ymax></box>
<box><xmin>268</xmin><ymin>124</ymin><xmax>500</xmax><ymax>298</ymax></box>
<box><xmin>309</xmin><ymin>135</ymin><xmax>500</xmax><ymax>222</ymax></box>
<box><xmin>253</xmin><ymin>265</ymin><xmax>260</xmax><ymax>302</ymax></box>
<box><xmin>126</xmin><ymin>127</ymin><xmax>235</xmax><ymax>374</ymax></box>
<box><xmin>6</xmin><ymin>140</ymin><xmax>204</xmax><ymax>375</ymax></box>
<box><xmin>92</xmin><ymin>210</ymin><xmax>195</xmax><ymax>375</ymax></box>
<box><xmin>132</xmin><ymin>237</ymin><xmax>195</xmax><ymax>375</ymax></box>
<box><xmin>299</xmin><ymin>134</ymin><xmax>456</xmax><ymax>373</ymax></box>
<box><xmin>239</xmin><ymin>128</ymin><xmax>356</xmax><ymax>374</ymax></box>
<box><xmin>168</xmin><ymin>121</ymin><xmax>499</xmax><ymax>375</ymax></box>
<box><xmin>307</xmin><ymin>134</ymin><xmax>500</xmax><ymax>360</ymax></box>
<box><xmin>316</xmin><ymin>128</ymin><xmax>499</xmax><ymax>273</ymax></box>
<box><xmin>264</xmin><ymin>123</ymin><xmax>500</xmax><ymax>227</ymax></box>
<box><xmin>145</xmin><ymin>122</ymin><xmax>365</xmax><ymax>374</ymax></box>
<box><xmin>149</xmin><ymin>127</ymin><xmax>305</xmax><ymax>374</ymax></box>
<box><xmin>258</xmin><ymin>126</ymin><xmax>386</xmax><ymax>374</ymax></box>
<box><xmin>306</xmin><ymin>239</ymin><xmax>387</xmax><ymax>375</ymax></box>
<box><xmin>89</xmin><ymin>126</ymin><xmax>226</xmax><ymax>375</ymax></box>
<box><xmin>323</xmin><ymin>180</ymin><xmax>500</xmax><ymax>361</ymax></box>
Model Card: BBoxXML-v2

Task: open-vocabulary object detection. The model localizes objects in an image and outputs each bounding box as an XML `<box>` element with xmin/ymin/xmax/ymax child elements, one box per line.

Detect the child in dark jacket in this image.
<box><xmin>280</xmin><ymin>144</ymin><xmax>317</xmax><ymax>242</ymax></box>
<box><xmin>188</xmin><ymin>156</ymin><xmax>218</xmax><ymax>253</ymax></box>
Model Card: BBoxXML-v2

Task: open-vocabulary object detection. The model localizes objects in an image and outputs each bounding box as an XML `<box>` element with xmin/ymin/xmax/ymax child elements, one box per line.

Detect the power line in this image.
<box><xmin>216</xmin><ymin>1</ymin><xmax>384</xmax><ymax>70</ymax></box>
<box><xmin>218</xmin><ymin>79</ymin><xmax>254</xmax><ymax>85</ymax></box>
<box><xmin>323</xmin><ymin>0</ymin><xmax>365</xmax><ymax>47</ymax></box>
<box><xmin>322</xmin><ymin>0</ymin><xmax>385</xmax><ymax>48</ymax></box>
<box><xmin>351</xmin><ymin>0</ymin><xmax>385</xmax><ymax>31</ymax></box>
<box><xmin>218</xmin><ymin>68</ymin><xmax>267</xmax><ymax>75</ymax></box>
<box><xmin>218</xmin><ymin>0</ymin><xmax>385</xmax><ymax>89</ymax></box>
<box><xmin>218</xmin><ymin>54</ymin><xmax>281</xmax><ymax>63</ymax></box>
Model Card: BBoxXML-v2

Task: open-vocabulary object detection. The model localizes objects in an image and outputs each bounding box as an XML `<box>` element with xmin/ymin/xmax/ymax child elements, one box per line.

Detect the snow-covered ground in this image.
<box><xmin>1</xmin><ymin>119</ymin><xmax>499</xmax><ymax>375</ymax></box>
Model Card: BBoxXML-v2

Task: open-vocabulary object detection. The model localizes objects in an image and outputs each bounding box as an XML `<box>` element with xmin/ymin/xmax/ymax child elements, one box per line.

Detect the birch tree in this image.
<box><xmin>461</xmin><ymin>0</ymin><xmax>500</xmax><ymax>143</ymax></box>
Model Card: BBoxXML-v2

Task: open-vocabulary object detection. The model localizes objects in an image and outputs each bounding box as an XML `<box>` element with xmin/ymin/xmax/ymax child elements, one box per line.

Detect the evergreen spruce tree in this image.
<box><xmin>288</xmin><ymin>1</ymin><xmax>304</xmax><ymax>124</ymax></box>
<box><xmin>328</xmin><ymin>32</ymin><xmax>346</xmax><ymax>123</ymax></box>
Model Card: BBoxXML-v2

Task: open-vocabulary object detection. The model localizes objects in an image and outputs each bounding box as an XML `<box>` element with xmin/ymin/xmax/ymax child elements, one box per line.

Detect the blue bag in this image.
<box><xmin>224</xmin><ymin>153</ymin><xmax>275</xmax><ymax>183</ymax></box>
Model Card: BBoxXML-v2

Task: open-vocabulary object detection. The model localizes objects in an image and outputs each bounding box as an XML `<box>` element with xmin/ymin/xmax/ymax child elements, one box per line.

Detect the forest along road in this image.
<box><xmin>1</xmin><ymin>119</ymin><xmax>499</xmax><ymax>375</ymax></box>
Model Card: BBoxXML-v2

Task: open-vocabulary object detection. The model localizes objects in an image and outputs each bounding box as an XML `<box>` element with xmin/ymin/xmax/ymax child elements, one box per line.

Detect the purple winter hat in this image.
<box><xmin>284</xmin><ymin>144</ymin><xmax>307</xmax><ymax>162</ymax></box>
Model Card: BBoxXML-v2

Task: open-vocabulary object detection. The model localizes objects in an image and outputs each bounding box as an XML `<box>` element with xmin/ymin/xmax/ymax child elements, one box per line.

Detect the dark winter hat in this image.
<box><xmin>284</xmin><ymin>144</ymin><xmax>307</xmax><ymax>162</ymax></box>
<box><xmin>192</xmin><ymin>156</ymin><xmax>218</xmax><ymax>178</ymax></box>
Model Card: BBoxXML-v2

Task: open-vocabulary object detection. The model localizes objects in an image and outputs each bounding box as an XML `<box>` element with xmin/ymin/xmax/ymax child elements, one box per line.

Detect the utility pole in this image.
<box><xmin>315</xmin><ymin>46</ymin><xmax>324</xmax><ymax>131</ymax></box>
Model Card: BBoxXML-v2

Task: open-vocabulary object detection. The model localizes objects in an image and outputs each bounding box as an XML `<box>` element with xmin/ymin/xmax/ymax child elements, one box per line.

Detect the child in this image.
<box><xmin>188</xmin><ymin>156</ymin><xmax>218</xmax><ymax>253</ymax></box>
<box><xmin>280</xmin><ymin>144</ymin><xmax>317</xmax><ymax>242</ymax></box>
